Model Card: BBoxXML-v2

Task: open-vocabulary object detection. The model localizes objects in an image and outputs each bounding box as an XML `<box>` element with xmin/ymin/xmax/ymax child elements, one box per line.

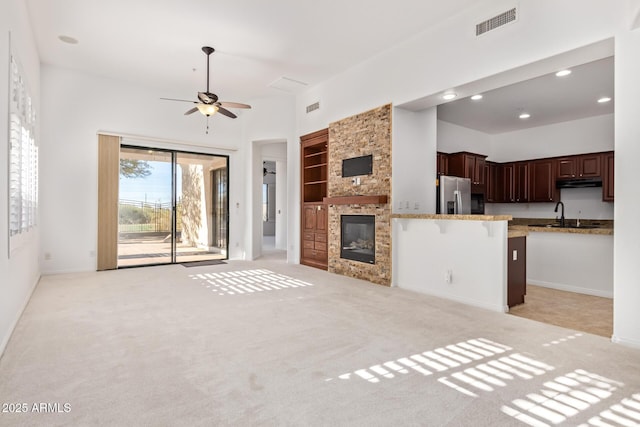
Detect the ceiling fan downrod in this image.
<box><xmin>202</xmin><ymin>46</ymin><xmax>214</xmax><ymax>94</ymax></box>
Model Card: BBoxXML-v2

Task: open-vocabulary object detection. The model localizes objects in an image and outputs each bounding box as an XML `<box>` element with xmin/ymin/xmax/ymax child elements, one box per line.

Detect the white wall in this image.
<box><xmin>437</xmin><ymin>120</ymin><xmax>493</xmax><ymax>156</ymax></box>
<box><xmin>527</xmin><ymin>232</ymin><xmax>613</xmax><ymax>298</ymax></box>
<box><xmin>393</xmin><ymin>218</ymin><xmax>508</xmax><ymax>312</ymax></box>
<box><xmin>612</xmin><ymin>17</ymin><xmax>640</xmax><ymax>348</ymax></box>
<box><xmin>40</xmin><ymin>65</ymin><xmax>297</xmax><ymax>272</ymax></box>
<box><xmin>0</xmin><ymin>0</ymin><xmax>41</xmax><ymax>356</ymax></box>
<box><xmin>487</xmin><ymin>187</ymin><xmax>614</xmax><ymax>220</ymax></box>
<box><xmin>489</xmin><ymin>114</ymin><xmax>614</xmax><ymax>162</ymax></box>
<box><xmin>392</xmin><ymin>107</ymin><xmax>437</xmax><ymax>214</ymax></box>
<box><xmin>39</xmin><ymin>65</ymin><xmax>246</xmax><ymax>273</ymax></box>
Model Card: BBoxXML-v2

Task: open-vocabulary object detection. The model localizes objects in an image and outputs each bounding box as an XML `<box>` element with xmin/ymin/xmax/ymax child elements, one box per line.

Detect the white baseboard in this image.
<box><xmin>400</xmin><ymin>286</ymin><xmax>505</xmax><ymax>313</ymax></box>
<box><xmin>528</xmin><ymin>279</ymin><xmax>613</xmax><ymax>299</ymax></box>
<box><xmin>0</xmin><ymin>274</ymin><xmax>41</xmax><ymax>359</ymax></box>
<box><xmin>611</xmin><ymin>335</ymin><xmax>640</xmax><ymax>350</ymax></box>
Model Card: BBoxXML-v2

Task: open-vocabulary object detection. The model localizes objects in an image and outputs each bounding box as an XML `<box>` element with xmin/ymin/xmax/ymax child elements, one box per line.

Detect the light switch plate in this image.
<box><xmin>513</xmin><ymin>250</ymin><xmax>518</xmax><ymax>261</ymax></box>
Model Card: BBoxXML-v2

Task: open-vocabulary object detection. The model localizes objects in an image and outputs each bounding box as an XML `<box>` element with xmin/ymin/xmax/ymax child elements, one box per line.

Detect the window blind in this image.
<box><xmin>9</xmin><ymin>53</ymin><xmax>38</xmax><ymax>242</ymax></box>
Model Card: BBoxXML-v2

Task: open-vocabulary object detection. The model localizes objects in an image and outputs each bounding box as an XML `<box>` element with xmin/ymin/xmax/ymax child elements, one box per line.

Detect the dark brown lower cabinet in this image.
<box><xmin>301</xmin><ymin>203</ymin><xmax>328</xmax><ymax>269</ymax></box>
<box><xmin>508</xmin><ymin>236</ymin><xmax>526</xmax><ymax>308</ymax></box>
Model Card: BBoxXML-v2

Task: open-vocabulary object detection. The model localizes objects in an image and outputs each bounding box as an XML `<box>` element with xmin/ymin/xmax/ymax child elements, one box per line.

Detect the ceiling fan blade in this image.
<box><xmin>216</xmin><ymin>106</ymin><xmax>237</xmax><ymax>119</ymax></box>
<box><xmin>184</xmin><ymin>107</ymin><xmax>199</xmax><ymax>115</ymax></box>
<box><xmin>161</xmin><ymin>97</ymin><xmax>197</xmax><ymax>103</ymax></box>
<box><xmin>219</xmin><ymin>101</ymin><xmax>252</xmax><ymax>109</ymax></box>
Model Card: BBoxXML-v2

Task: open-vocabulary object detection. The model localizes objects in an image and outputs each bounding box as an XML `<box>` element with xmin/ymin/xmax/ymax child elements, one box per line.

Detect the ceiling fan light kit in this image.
<box><xmin>161</xmin><ymin>46</ymin><xmax>252</xmax><ymax>126</ymax></box>
<box><xmin>196</xmin><ymin>104</ymin><xmax>219</xmax><ymax>116</ymax></box>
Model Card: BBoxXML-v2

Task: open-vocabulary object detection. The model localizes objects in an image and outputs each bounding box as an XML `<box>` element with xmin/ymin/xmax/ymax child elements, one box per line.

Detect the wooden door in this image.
<box><xmin>578</xmin><ymin>154</ymin><xmax>601</xmax><ymax>178</ymax></box>
<box><xmin>315</xmin><ymin>204</ymin><xmax>327</xmax><ymax>231</ymax></box>
<box><xmin>603</xmin><ymin>152</ymin><xmax>614</xmax><ymax>201</ymax></box>
<box><xmin>515</xmin><ymin>162</ymin><xmax>529</xmax><ymax>202</ymax></box>
<box><xmin>303</xmin><ymin>204</ymin><xmax>317</xmax><ymax>231</ymax></box>
<box><xmin>556</xmin><ymin>157</ymin><xmax>577</xmax><ymax>179</ymax></box>
<box><xmin>530</xmin><ymin>159</ymin><xmax>557</xmax><ymax>202</ymax></box>
<box><xmin>502</xmin><ymin>163</ymin><xmax>515</xmax><ymax>202</ymax></box>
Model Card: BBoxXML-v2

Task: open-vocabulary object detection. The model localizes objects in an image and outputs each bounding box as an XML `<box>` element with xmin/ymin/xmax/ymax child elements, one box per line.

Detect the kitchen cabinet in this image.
<box><xmin>556</xmin><ymin>153</ymin><xmax>602</xmax><ymax>179</ymax></box>
<box><xmin>485</xmin><ymin>162</ymin><xmax>501</xmax><ymax>203</ymax></box>
<box><xmin>301</xmin><ymin>204</ymin><xmax>328</xmax><ymax>269</ymax></box>
<box><xmin>447</xmin><ymin>151</ymin><xmax>487</xmax><ymax>192</ymax></box>
<box><xmin>508</xmin><ymin>236</ymin><xmax>526</xmax><ymax>308</ymax></box>
<box><xmin>437</xmin><ymin>152</ymin><xmax>449</xmax><ymax>176</ymax></box>
<box><xmin>501</xmin><ymin>163</ymin><xmax>515</xmax><ymax>202</ymax></box>
<box><xmin>300</xmin><ymin>129</ymin><xmax>328</xmax><ymax>270</ymax></box>
<box><xmin>529</xmin><ymin>159</ymin><xmax>559</xmax><ymax>202</ymax></box>
<box><xmin>499</xmin><ymin>161</ymin><xmax>529</xmax><ymax>203</ymax></box>
<box><xmin>603</xmin><ymin>152</ymin><xmax>614</xmax><ymax>201</ymax></box>
<box><xmin>515</xmin><ymin>162</ymin><xmax>529</xmax><ymax>203</ymax></box>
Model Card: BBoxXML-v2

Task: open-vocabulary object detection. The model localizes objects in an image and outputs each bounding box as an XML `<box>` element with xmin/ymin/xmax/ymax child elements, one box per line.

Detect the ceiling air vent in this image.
<box><xmin>476</xmin><ymin>7</ymin><xmax>517</xmax><ymax>36</ymax></box>
<box><xmin>306</xmin><ymin>101</ymin><xmax>320</xmax><ymax>114</ymax></box>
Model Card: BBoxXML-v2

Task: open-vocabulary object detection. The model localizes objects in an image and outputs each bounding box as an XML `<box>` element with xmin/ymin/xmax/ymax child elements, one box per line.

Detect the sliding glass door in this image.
<box><xmin>117</xmin><ymin>146</ymin><xmax>228</xmax><ymax>267</ymax></box>
<box><xmin>174</xmin><ymin>152</ymin><xmax>228</xmax><ymax>263</ymax></box>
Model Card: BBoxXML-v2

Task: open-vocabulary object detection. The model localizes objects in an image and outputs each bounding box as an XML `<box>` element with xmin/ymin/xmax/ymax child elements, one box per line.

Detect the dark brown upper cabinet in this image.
<box><xmin>603</xmin><ymin>152</ymin><xmax>614</xmax><ymax>202</ymax></box>
<box><xmin>447</xmin><ymin>152</ymin><xmax>487</xmax><ymax>193</ymax></box>
<box><xmin>436</xmin><ymin>152</ymin><xmax>449</xmax><ymax>176</ymax></box>
<box><xmin>530</xmin><ymin>159</ymin><xmax>559</xmax><ymax>202</ymax></box>
<box><xmin>556</xmin><ymin>153</ymin><xmax>602</xmax><ymax>179</ymax></box>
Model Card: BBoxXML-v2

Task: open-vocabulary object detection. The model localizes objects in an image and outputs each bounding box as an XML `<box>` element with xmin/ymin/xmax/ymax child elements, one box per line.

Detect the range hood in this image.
<box><xmin>556</xmin><ymin>178</ymin><xmax>603</xmax><ymax>188</ymax></box>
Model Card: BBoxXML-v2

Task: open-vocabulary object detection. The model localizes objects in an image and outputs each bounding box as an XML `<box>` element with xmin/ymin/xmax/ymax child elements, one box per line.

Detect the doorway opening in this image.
<box><xmin>117</xmin><ymin>145</ymin><xmax>229</xmax><ymax>267</ymax></box>
<box><xmin>262</xmin><ymin>161</ymin><xmax>276</xmax><ymax>251</ymax></box>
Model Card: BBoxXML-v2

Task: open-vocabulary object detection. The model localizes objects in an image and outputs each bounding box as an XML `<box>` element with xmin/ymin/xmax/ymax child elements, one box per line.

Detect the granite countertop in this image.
<box><xmin>508</xmin><ymin>229</ymin><xmax>529</xmax><ymax>239</ymax></box>
<box><xmin>392</xmin><ymin>214</ymin><xmax>512</xmax><ymax>221</ymax></box>
<box><xmin>509</xmin><ymin>218</ymin><xmax>613</xmax><ymax>236</ymax></box>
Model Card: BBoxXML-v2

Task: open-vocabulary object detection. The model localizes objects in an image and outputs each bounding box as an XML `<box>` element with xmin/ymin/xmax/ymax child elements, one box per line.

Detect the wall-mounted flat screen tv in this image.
<box><xmin>342</xmin><ymin>155</ymin><xmax>373</xmax><ymax>177</ymax></box>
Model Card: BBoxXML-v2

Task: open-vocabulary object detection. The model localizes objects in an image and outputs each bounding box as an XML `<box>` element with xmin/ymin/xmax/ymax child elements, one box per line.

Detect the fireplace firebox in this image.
<box><xmin>341</xmin><ymin>215</ymin><xmax>375</xmax><ymax>264</ymax></box>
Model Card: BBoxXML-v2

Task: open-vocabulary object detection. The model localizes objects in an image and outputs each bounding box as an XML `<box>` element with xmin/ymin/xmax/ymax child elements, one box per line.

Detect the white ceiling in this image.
<box><xmin>25</xmin><ymin>0</ymin><xmax>481</xmax><ymax>103</ymax></box>
<box><xmin>437</xmin><ymin>56</ymin><xmax>614</xmax><ymax>134</ymax></box>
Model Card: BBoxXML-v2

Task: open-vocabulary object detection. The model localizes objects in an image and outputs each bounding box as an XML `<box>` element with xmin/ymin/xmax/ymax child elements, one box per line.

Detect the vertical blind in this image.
<box><xmin>9</xmin><ymin>53</ymin><xmax>38</xmax><ymax>239</ymax></box>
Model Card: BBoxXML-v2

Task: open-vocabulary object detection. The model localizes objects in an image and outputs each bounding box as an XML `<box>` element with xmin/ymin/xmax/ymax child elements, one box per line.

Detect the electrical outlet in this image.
<box><xmin>512</xmin><ymin>250</ymin><xmax>518</xmax><ymax>261</ymax></box>
<box><xmin>89</xmin><ymin>250</ymin><xmax>96</xmax><ymax>258</ymax></box>
<box><xmin>445</xmin><ymin>269</ymin><xmax>452</xmax><ymax>284</ymax></box>
<box><xmin>44</xmin><ymin>252</ymin><xmax>51</xmax><ymax>261</ymax></box>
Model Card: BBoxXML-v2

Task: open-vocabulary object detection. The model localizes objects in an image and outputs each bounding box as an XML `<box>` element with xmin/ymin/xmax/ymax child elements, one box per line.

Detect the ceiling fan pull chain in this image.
<box><xmin>206</xmin><ymin>116</ymin><xmax>210</xmax><ymax>134</ymax></box>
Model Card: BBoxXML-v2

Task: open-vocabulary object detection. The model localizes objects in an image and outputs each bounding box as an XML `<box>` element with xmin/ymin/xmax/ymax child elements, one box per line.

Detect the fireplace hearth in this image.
<box><xmin>341</xmin><ymin>215</ymin><xmax>375</xmax><ymax>264</ymax></box>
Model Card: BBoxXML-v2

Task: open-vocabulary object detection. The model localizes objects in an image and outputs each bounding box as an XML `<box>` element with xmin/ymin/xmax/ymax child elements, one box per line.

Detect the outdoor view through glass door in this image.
<box><xmin>118</xmin><ymin>146</ymin><xmax>228</xmax><ymax>267</ymax></box>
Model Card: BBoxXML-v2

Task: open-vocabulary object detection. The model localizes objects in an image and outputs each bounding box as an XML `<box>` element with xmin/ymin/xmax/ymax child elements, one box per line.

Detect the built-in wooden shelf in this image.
<box><xmin>323</xmin><ymin>195</ymin><xmax>388</xmax><ymax>205</ymax></box>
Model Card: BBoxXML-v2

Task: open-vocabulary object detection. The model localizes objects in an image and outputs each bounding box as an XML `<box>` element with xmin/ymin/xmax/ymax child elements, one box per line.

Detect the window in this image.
<box><xmin>9</xmin><ymin>52</ymin><xmax>38</xmax><ymax>248</ymax></box>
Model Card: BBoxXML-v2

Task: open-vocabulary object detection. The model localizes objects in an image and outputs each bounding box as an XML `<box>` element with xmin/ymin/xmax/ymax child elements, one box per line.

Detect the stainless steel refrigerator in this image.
<box><xmin>437</xmin><ymin>175</ymin><xmax>471</xmax><ymax>214</ymax></box>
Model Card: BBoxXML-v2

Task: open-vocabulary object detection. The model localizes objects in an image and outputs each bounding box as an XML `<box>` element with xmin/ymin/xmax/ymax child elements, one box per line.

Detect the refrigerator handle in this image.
<box><xmin>454</xmin><ymin>190</ymin><xmax>462</xmax><ymax>214</ymax></box>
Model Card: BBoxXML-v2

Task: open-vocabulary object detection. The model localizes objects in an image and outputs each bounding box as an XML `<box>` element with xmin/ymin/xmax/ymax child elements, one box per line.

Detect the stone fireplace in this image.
<box><xmin>341</xmin><ymin>215</ymin><xmax>375</xmax><ymax>264</ymax></box>
<box><xmin>326</xmin><ymin>104</ymin><xmax>391</xmax><ymax>286</ymax></box>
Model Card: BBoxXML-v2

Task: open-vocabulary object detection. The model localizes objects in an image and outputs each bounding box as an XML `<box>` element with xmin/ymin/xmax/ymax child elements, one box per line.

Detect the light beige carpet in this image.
<box><xmin>509</xmin><ymin>285</ymin><xmax>613</xmax><ymax>338</ymax></box>
<box><xmin>1</xmin><ymin>257</ymin><xmax>639</xmax><ymax>426</ymax></box>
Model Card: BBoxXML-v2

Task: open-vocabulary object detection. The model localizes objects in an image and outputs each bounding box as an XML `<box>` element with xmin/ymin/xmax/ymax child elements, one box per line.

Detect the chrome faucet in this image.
<box><xmin>554</xmin><ymin>201</ymin><xmax>565</xmax><ymax>227</ymax></box>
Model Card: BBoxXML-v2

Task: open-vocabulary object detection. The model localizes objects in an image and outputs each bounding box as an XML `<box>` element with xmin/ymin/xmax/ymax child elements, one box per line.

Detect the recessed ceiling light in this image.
<box><xmin>442</xmin><ymin>93</ymin><xmax>457</xmax><ymax>100</ymax></box>
<box><xmin>597</xmin><ymin>97</ymin><xmax>612</xmax><ymax>103</ymax></box>
<box><xmin>519</xmin><ymin>113</ymin><xmax>531</xmax><ymax>119</ymax></box>
<box><xmin>555</xmin><ymin>69</ymin><xmax>572</xmax><ymax>77</ymax></box>
<box><xmin>58</xmin><ymin>35</ymin><xmax>78</xmax><ymax>44</ymax></box>
<box><xmin>470</xmin><ymin>94</ymin><xmax>483</xmax><ymax>101</ymax></box>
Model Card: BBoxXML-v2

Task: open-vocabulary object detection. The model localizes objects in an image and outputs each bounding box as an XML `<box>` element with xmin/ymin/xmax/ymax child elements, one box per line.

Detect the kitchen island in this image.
<box><xmin>392</xmin><ymin>214</ymin><xmax>513</xmax><ymax>312</ymax></box>
<box><xmin>510</xmin><ymin>222</ymin><xmax>613</xmax><ymax>298</ymax></box>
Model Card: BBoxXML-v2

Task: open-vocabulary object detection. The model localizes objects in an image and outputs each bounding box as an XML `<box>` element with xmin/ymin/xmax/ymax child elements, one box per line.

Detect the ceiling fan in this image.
<box><xmin>161</xmin><ymin>46</ymin><xmax>251</xmax><ymax>119</ymax></box>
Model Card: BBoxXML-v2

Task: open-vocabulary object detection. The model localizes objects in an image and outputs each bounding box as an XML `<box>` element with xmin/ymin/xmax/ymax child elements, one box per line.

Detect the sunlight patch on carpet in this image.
<box><xmin>501</xmin><ymin>369</ymin><xmax>625</xmax><ymax>426</ymax></box>
<box><xmin>189</xmin><ymin>269</ymin><xmax>313</xmax><ymax>295</ymax></box>
<box><xmin>330</xmin><ymin>338</ymin><xmax>512</xmax><ymax>384</ymax></box>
